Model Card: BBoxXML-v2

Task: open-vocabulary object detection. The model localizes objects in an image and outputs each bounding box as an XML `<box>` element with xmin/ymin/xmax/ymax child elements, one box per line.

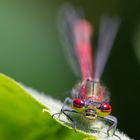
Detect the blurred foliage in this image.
<box><xmin>133</xmin><ymin>23</ymin><xmax>140</xmax><ymax>64</ymax></box>
<box><xmin>0</xmin><ymin>0</ymin><xmax>139</xmax><ymax>139</ymax></box>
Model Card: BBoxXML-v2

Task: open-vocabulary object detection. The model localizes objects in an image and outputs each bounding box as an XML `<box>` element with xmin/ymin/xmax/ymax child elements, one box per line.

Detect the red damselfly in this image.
<box><xmin>53</xmin><ymin>4</ymin><xmax>120</xmax><ymax>139</ymax></box>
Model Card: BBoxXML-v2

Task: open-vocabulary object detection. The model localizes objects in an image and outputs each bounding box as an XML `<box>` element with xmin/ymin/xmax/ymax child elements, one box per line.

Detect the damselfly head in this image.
<box><xmin>84</xmin><ymin>101</ymin><xmax>112</xmax><ymax>119</ymax></box>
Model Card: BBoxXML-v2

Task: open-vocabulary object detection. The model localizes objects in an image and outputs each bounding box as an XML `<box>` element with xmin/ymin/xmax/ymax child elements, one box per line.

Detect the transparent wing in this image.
<box><xmin>58</xmin><ymin>4</ymin><xmax>93</xmax><ymax>80</ymax></box>
<box><xmin>101</xmin><ymin>85</ymin><xmax>110</xmax><ymax>102</ymax></box>
<box><xmin>94</xmin><ymin>16</ymin><xmax>121</xmax><ymax>80</ymax></box>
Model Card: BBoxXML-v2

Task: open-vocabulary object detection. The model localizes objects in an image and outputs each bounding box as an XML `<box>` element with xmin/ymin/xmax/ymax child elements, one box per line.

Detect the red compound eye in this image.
<box><xmin>73</xmin><ymin>98</ymin><xmax>84</xmax><ymax>108</ymax></box>
<box><xmin>100</xmin><ymin>103</ymin><xmax>111</xmax><ymax>112</ymax></box>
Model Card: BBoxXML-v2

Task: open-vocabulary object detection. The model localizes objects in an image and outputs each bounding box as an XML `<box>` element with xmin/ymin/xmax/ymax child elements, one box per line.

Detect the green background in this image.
<box><xmin>0</xmin><ymin>0</ymin><xmax>139</xmax><ymax>139</ymax></box>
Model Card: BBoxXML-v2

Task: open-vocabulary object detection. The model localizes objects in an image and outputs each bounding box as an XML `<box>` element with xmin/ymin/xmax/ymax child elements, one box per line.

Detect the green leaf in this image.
<box><xmin>0</xmin><ymin>73</ymin><xmax>84</xmax><ymax>140</ymax></box>
<box><xmin>0</xmin><ymin>73</ymin><xmax>132</xmax><ymax>140</ymax></box>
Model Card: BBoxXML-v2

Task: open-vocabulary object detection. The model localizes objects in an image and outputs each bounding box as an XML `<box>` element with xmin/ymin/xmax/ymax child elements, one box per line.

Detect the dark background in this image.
<box><xmin>0</xmin><ymin>0</ymin><xmax>139</xmax><ymax>139</ymax></box>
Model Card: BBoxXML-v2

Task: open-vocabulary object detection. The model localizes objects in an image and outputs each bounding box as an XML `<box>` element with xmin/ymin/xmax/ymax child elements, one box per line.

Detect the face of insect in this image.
<box><xmin>84</xmin><ymin>101</ymin><xmax>112</xmax><ymax>120</ymax></box>
<box><xmin>73</xmin><ymin>97</ymin><xmax>112</xmax><ymax>119</ymax></box>
<box><xmin>85</xmin><ymin>99</ymin><xmax>112</xmax><ymax>120</ymax></box>
<box><xmin>83</xmin><ymin>100</ymin><xmax>99</xmax><ymax>120</ymax></box>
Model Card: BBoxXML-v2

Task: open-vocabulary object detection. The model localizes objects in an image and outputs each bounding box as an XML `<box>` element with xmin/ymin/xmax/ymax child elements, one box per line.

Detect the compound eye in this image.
<box><xmin>73</xmin><ymin>98</ymin><xmax>84</xmax><ymax>108</ymax></box>
<box><xmin>100</xmin><ymin>102</ymin><xmax>111</xmax><ymax>112</ymax></box>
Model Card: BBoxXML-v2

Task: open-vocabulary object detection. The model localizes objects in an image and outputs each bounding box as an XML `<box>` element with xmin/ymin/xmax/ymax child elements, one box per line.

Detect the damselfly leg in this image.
<box><xmin>98</xmin><ymin>115</ymin><xmax>121</xmax><ymax>140</ymax></box>
<box><xmin>105</xmin><ymin>115</ymin><xmax>117</xmax><ymax>136</ymax></box>
<box><xmin>53</xmin><ymin>97</ymin><xmax>78</xmax><ymax>130</ymax></box>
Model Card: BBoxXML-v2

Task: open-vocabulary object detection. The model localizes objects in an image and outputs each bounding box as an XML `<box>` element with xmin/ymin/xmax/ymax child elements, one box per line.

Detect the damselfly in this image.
<box><xmin>53</xmin><ymin>4</ymin><xmax>120</xmax><ymax>138</ymax></box>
